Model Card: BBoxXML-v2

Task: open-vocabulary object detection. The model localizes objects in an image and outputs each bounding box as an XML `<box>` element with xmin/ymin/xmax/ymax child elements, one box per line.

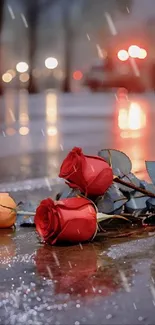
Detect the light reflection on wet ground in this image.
<box><xmin>0</xmin><ymin>91</ymin><xmax>155</xmax><ymax>183</ymax></box>
<box><xmin>1</xmin><ymin>91</ymin><xmax>155</xmax><ymax>323</ymax></box>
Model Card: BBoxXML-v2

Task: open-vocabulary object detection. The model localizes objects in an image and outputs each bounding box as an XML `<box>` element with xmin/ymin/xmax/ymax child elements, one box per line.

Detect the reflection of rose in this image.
<box><xmin>0</xmin><ymin>229</ymin><xmax>16</xmax><ymax>265</ymax></box>
<box><xmin>35</xmin><ymin>197</ymin><xmax>97</xmax><ymax>245</ymax></box>
<box><xmin>59</xmin><ymin>147</ymin><xmax>113</xmax><ymax>195</ymax></box>
<box><xmin>35</xmin><ymin>245</ymin><xmax>121</xmax><ymax>298</ymax></box>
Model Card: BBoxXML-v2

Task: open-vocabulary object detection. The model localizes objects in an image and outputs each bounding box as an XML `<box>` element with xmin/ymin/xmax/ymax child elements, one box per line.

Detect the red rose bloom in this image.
<box><xmin>59</xmin><ymin>147</ymin><xmax>113</xmax><ymax>196</ymax></box>
<box><xmin>34</xmin><ymin>197</ymin><xmax>97</xmax><ymax>245</ymax></box>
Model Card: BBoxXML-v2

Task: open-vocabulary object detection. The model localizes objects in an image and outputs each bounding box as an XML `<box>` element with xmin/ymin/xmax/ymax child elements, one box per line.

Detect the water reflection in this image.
<box><xmin>46</xmin><ymin>92</ymin><xmax>57</xmax><ymax>124</ymax></box>
<box><xmin>45</xmin><ymin>92</ymin><xmax>59</xmax><ymax>152</ymax></box>
<box><xmin>35</xmin><ymin>244</ymin><xmax>133</xmax><ymax>300</ymax></box>
<box><xmin>4</xmin><ymin>90</ymin><xmax>16</xmax><ymax>126</ymax></box>
<box><xmin>19</xmin><ymin>90</ymin><xmax>29</xmax><ymax>126</ymax></box>
<box><xmin>115</xmin><ymin>98</ymin><xmax>150</xmax><ymax>179</ymax></box>
<box><xmin>19</xmin><ymin>126</ymin><xmax>29</xmax><ymax>136</ymax></box>
<box><xmin>0</xmin><ymin>229</ymin><xmax>16</xmax><ymax>266</ymax></box>
<box><xmin>118</xmin><ymin>102</ymin><xmax>146</xmax><ymax>133</ymax></box>
<box><xmin>5</xmin><ymin>127</ymin><xmax>16</xmax><ymax>136</ymax></box>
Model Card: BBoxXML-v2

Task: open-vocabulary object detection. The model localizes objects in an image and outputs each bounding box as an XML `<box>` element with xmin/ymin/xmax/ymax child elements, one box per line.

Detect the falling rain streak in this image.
<box><xmin>105</xmin><ymin>12</ymin><xmax>117</xmax><ymax>35</ymax></box>
<box><xmin>7</xmin><ymin>5</ymin><xmax>15</xmax><ymax>19</ymax></box>
<box><xmin>21</xmin><ymin>13</ymin><xmax>28</xmax><ymax>28</ymax></box>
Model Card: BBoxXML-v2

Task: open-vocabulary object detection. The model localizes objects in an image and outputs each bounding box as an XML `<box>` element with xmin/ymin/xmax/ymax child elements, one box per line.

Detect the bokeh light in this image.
<box><xmin>2</xmin><ymin>73</ymin><xmax>13</xmax><ymax>83</ymax></box>
<box><xmin>7</xmin><ymin>69</ymin><xmax>16</xmax><ymax>78</ymax></box>
<box><xmin>19</xmin><ymin>113</ymin><xmax>29</xmax><ymax>124</ymax></box>
<box><xmin>45</xmin><ymin>57</ymin><xmax>58</xmax><ymax>69</ymax></box>
<box><xmin>128</xmin><ymin>45</ymin><xmax>140</xmax><ymax>58</ymax></box>
<box><xmin>139</xmin><ymin>48</ymin><xmax>147</xmax><ymax>59</ymax></box>
<box><xmin>128</xmin><ymin>102</ymin><xmax>146</xmax><ymax>130</ymax></box>
<box><xmin>16</xmin><ymin>62</ymin><xmax>29</xmax><ymax>73</ymax></box>
<box><xmin>47</xmin><ymin>126</ymin><xmax>58</xmax><ymax>136</ymax></box>
<box><xmin>73</xmin><ymin>70</ymin><xmax>83</xmax><ymax>80</ymax></box>
<box><xmin>5</xmin><ymin>127</ymin><xmax>16</xmax><ymax>136</ymax></box>
<box><xmin>118</xmin><ymin>109</ymin><xmax>129</xmax><ymax>130</ymax></box>
<box><xmin>19</xmin><ymin>73</ymin><xmax>29</xmax><ymax>82</ymax></box>
<box><xmin>53</xmin><ymin>69</ymin><xmax>64</xmax><ymax>80</ymax></box>
<box><xmin>19</xmin><ymin>126</ymin><xmax>29</xmax><ymax>135</ymax></box>
<box><xmin>118</xmin><ymin>102</ymin><xmax>146</xmax><ymax>131</ymax></box>
<box><xmin>117</xmin><ymin>50</ymin><xmax>129</xmax><ymax>61</ymax></box>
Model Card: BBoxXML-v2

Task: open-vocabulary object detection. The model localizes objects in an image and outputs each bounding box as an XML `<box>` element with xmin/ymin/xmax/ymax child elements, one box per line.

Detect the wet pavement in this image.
<box><xmin>1</xmin><ymin>227</ymin><xmax>155</xmax><ymax>325</ymax></box>
<box><xmin>1</xmin><ymin>91</ymin><xmax>155</xmax><ymax>324</ymax></box>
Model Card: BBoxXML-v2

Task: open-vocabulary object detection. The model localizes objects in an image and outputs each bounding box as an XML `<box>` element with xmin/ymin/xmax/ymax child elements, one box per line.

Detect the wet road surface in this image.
<box><xmin>1</xmin><ymin>91</ymin><xmax>155</xmax><ymax>324</ymax></box>
<box><xmin>1</xmin><ymin>227</ymin><xmax>155</xmax><ymax>325</ymax></box>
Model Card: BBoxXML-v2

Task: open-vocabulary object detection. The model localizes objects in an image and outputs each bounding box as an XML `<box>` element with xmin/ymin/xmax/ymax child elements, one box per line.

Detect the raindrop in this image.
<box><xmin>41</xmin><ymin>129</ymin><xmax>45</xmax><ymax>136</ymax></box>
<box><xmin>8</xmin><ymin>5</ymin><xmax>15</xmax><ymax>19</ymax></box>
<box><xmin>21</xmin><ymin>13</ymin><xmax>28</xmax><ymax>28</ymax></box>
<box><xmin>68</xmin><ymin>261</ymin><xmax>72</xmax><ymax>268</ymax></box>
<box><xmin>2</xmin><ymin>131</ymin><xmax>6</xmax><ymax>137</ymax></box>
<box><xmin>79</xmin><ymin>243</ymin><xmax>83</xmax><ymax>250</ymax></box>
<box><xmin>105</xmin><ymin>12</ymin><xmax>117</xmax><ymax>35</ymax></box>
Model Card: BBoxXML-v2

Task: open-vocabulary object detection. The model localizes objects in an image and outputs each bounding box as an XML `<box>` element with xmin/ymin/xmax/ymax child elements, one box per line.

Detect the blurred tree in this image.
<box><xmin>20</xmin><ymin>0</ymin><xmax>133</xmax><ymax>93</ymax></box>
<box><xmin>21</xmin><ymin>0</ymin><xmax>53</xmax><ymax>93</ymax></box>
<box><xmin>0</xmin><ymin>0</ymin><xmax>5</xmax><ymax>95</ymax></box>
<box><xmin>26</xmin><ymin>1</ymin><xmax>39</xmax><ymax>93</ymax></box>
<box><xmin>61</xmin><ymin>0</ymin><xmax>73</xmax><ymax>93</ymax></box>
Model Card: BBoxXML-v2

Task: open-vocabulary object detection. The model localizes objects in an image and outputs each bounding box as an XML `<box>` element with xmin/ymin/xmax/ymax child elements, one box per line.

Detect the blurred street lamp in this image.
<box><xmin>117</xmin><ymin>49</ymin><xmax>129</xmax><ymax>61</ymax></box>
<box><xmin>45</xmin><ymin>57</ymin><xmax>58</xmax><ymax>70</ymax></box>
<box><xmin>2</xmin><ymin>72</ymin><xmax>13</xmax><ymax>83</ymax></box>
<box><xmin>139</xmin><ymin>48</ymin><xmax>147</xmax><ymax>59</ymax></box>
<box><xmin>16</xmin><ymin>62</ymin><xmax>29</xmax><ymax>73</ymax></box>
<box><xmin>128</xmin><ymin>45</ymin><xmax>140</xmax><ymax>58</ymax></box>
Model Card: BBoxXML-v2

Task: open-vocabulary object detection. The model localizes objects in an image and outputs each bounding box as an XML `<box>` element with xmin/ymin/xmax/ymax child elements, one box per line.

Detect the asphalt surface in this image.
<box><xmin>1</xmin><ymin>90</ymin><xmax>155</xmax><ymax>324</ymax></box>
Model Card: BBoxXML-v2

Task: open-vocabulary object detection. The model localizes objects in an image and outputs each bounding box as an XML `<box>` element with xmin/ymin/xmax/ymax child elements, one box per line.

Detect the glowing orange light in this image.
<box><xmin>118</xmin><ymin>102</ymin><xmax>146</xmax><ymax>131</ymax></box>
<box><xmin>128</xmin><ymin>102</ymin><xmax>146</xmax><ymax>130</ymax></box>
<box><xmin>128</xmin><ymin>45</ymin><xmax>140</xmax><ymax>58</ymax></box>
<box><xmin>117</xmin><ymin>50</ymin><xmax>129</xmax><ymax>61</ymax></box>
<box><xmin>139</xmin><ymin>48</ymin><xmax>147</xmax><ymax>59</ymax></box>
<box><xmin>118</xmin><ymin>108</ymin><xmax>129</xmax><ymax>130</ymax></box>
<box><xmin>73</xmin><ymin>70</ymin><xmax>83</xmax><ymax>80</ymax></box>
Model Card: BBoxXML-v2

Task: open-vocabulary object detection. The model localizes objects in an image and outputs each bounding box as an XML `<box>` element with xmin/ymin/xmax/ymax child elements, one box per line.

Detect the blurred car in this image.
<box><xmin>83</xmin><ymin>46</ymin><xmax>152</xmax><ymax>92</ymax></box>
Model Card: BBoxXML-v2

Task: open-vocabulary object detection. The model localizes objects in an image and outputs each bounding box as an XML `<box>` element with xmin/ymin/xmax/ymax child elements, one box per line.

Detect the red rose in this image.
<box><xmin>34</xmin><ymin>197</ymin><xmax>97</xmax><ymax>245</ymax></box>
<box><xmin>59</xmin><ymin>147</ymin><xmax>113</xmax><ymax>196</ymax></box>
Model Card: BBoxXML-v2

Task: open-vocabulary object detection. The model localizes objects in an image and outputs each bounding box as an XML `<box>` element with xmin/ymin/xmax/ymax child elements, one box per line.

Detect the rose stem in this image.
<box><xmin>17</xmin><ymin>211</ymin><xmax>36</xmax><ymax>216</ymax></box>
<box><xmin>114</xmin><ymin>177</ymin><xmax>155</xmax><ymax>198</ymax></box>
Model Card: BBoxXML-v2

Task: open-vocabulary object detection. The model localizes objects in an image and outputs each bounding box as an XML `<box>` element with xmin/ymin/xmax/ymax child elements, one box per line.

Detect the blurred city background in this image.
<box><xmin>1</xmin><ymin>0</ymin><xmax>155</xmax><ymax>186</ymax></box>
<box><xmin>1</xmin><ymin>0</ymin><xmax>155</xmax><ymax>93</ymax></box>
